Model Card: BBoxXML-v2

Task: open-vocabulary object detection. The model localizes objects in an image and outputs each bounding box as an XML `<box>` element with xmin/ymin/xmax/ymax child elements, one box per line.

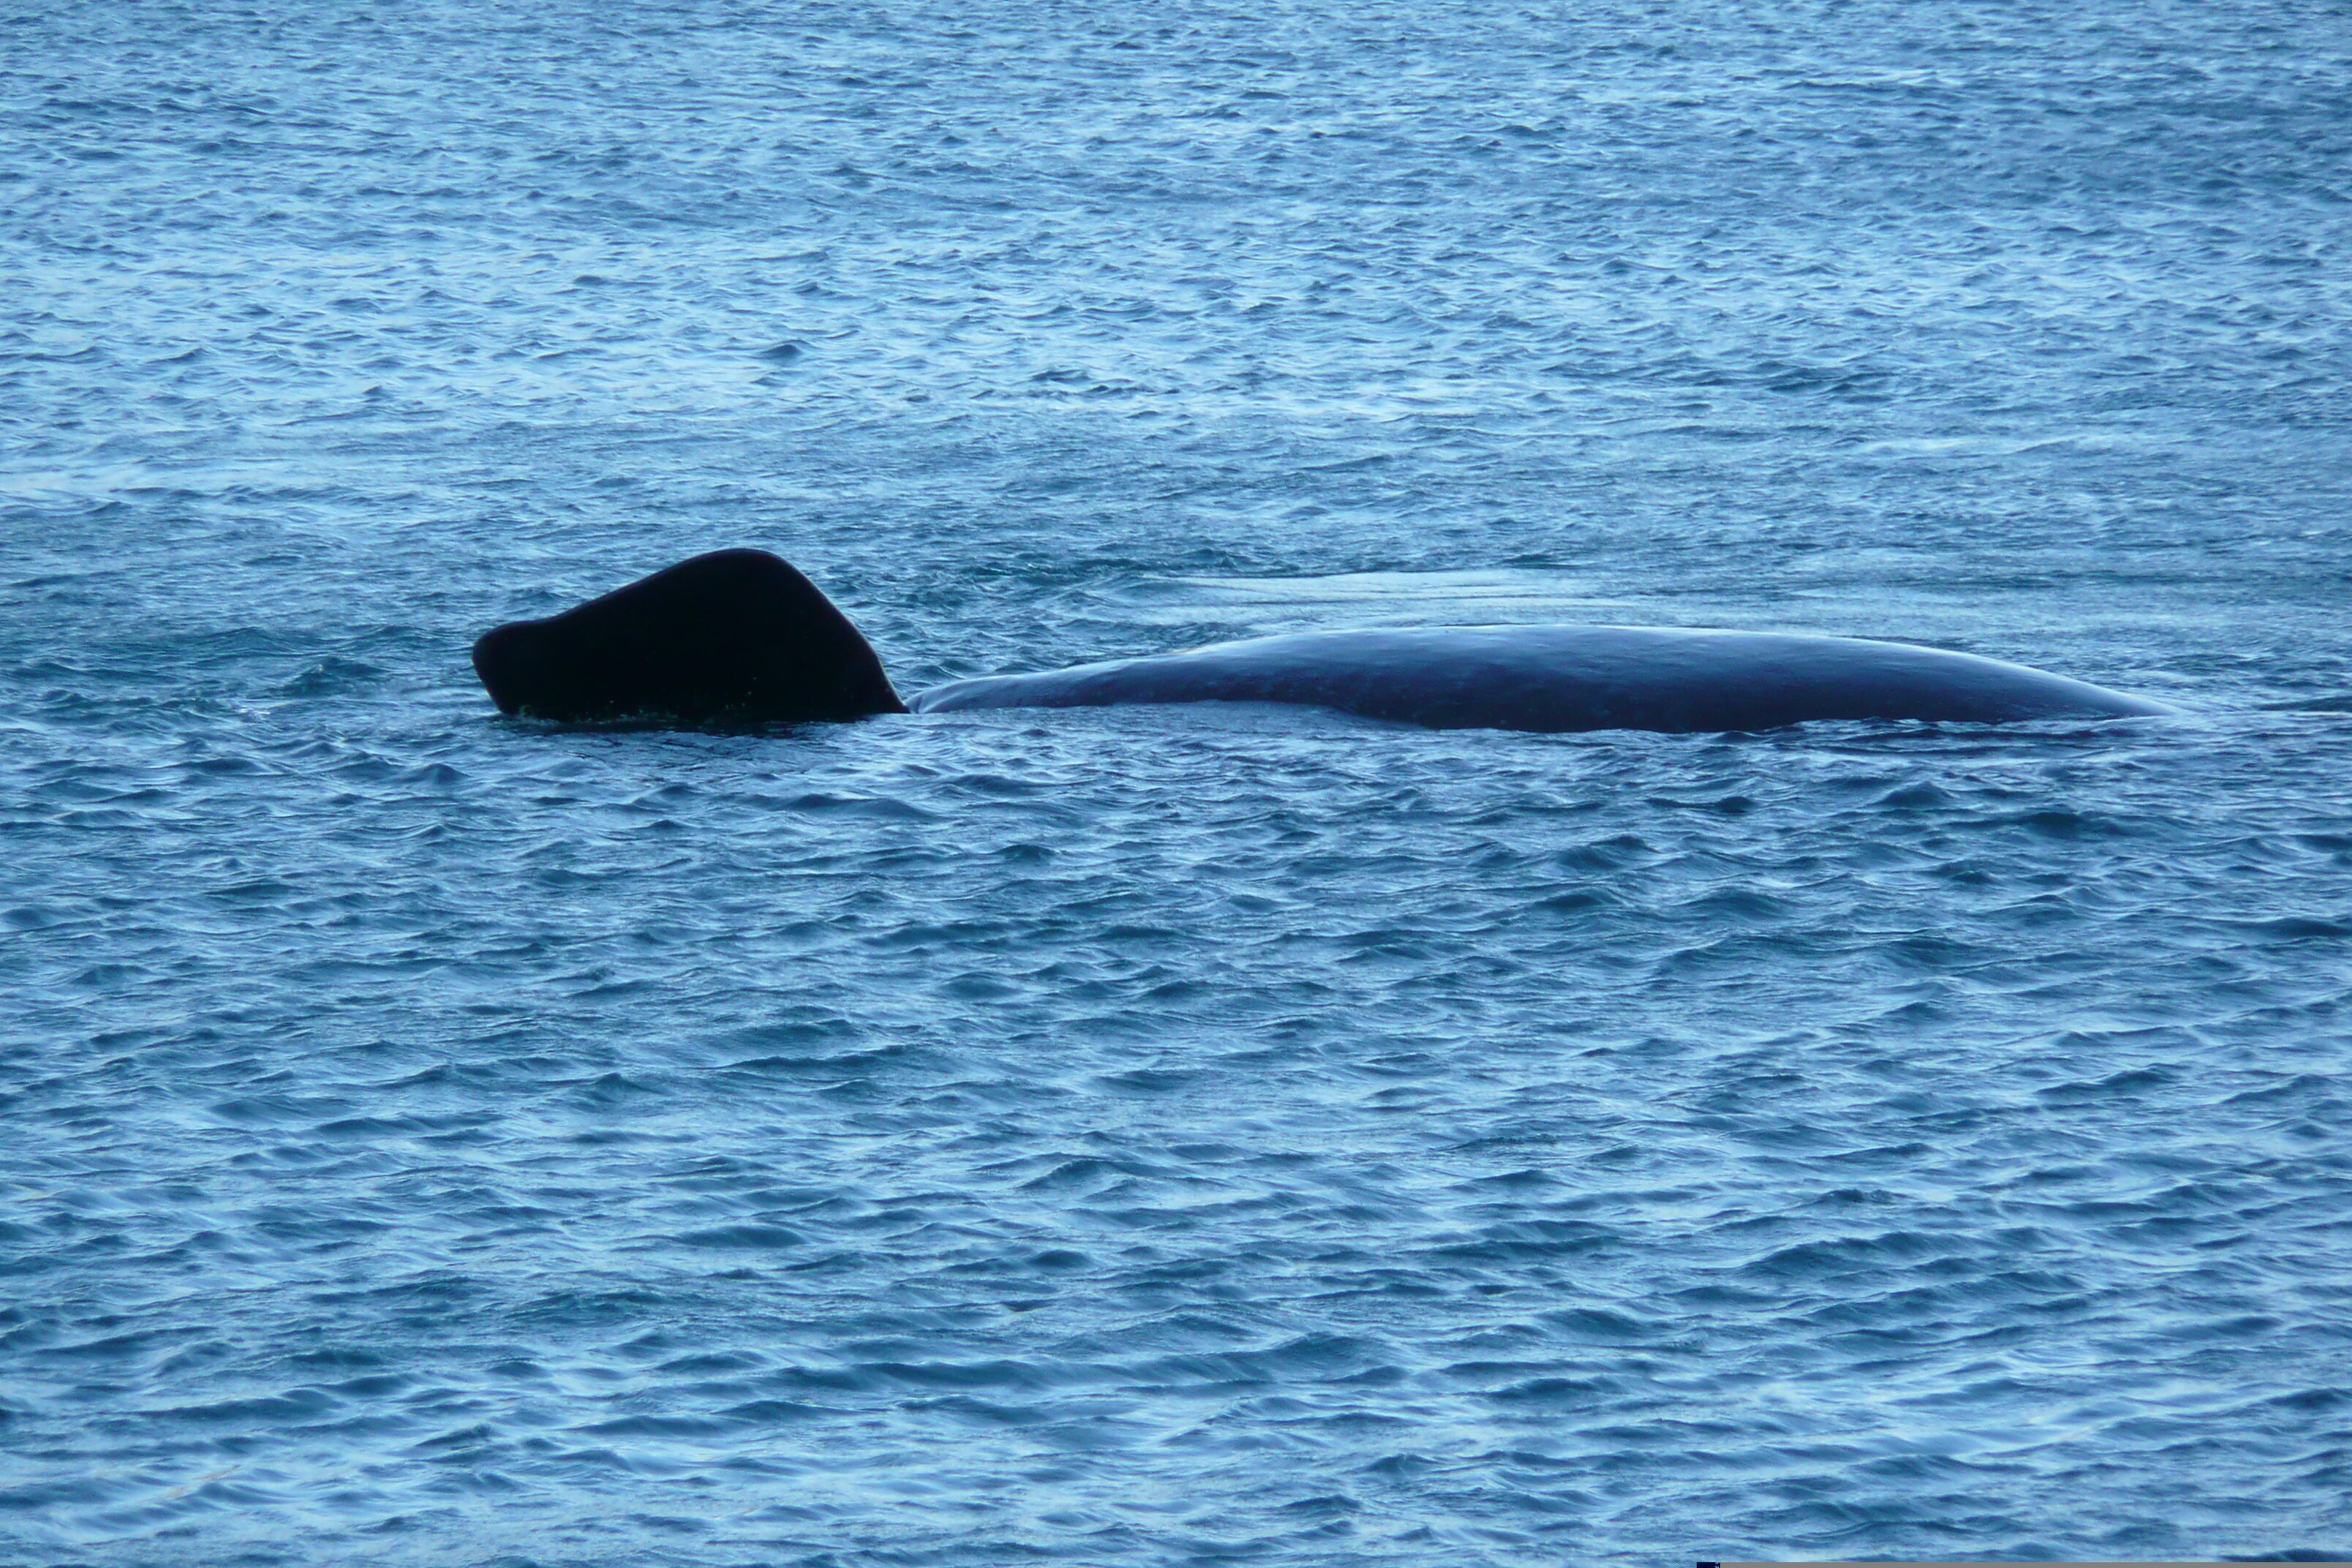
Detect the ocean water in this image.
<box><xmin>4</xmin><ymin>0</ymin><xmax>2351</xmax><ymax>1563</ymax></box>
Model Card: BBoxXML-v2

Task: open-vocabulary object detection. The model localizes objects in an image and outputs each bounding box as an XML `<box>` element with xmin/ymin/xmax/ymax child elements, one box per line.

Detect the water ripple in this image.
<box><xmin>5</xmin><ymin>0</ymin><xmax>2352</xmax><ymax>1564</ymax></box>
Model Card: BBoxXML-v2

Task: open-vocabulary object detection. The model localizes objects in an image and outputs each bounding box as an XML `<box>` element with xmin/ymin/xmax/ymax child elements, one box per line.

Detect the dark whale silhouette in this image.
<box><xmin>471</xmin><ymin>549</ymin><xmax>906</xmax><ymax>724</ymax></box>
<box><xmin>472</xmin><ymin>549</ymin><xmax>2171</xmax><ymax>733</ymax></box>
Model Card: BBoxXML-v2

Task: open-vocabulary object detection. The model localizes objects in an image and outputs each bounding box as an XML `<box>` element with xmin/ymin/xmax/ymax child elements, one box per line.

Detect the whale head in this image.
<box><xmin>470</xmin><ymin>548</ymin><xmax>906</xmax><ymax>724</ymax></box>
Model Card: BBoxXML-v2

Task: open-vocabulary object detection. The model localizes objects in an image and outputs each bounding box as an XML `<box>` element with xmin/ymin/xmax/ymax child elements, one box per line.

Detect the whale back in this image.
<box><xmin>469</xmin><ymin>550</ymin><xmax>2171</xmax><ymax>734</ymax></box>
<box><xmin>471</xmin><ymin>549</ymin><xmax>905</xmax><ymax>723</ymax></box>
<box><xmin>911</xmin><ymin>625</ymin><xmax>2170</xmax><ymax>734</ymax></box>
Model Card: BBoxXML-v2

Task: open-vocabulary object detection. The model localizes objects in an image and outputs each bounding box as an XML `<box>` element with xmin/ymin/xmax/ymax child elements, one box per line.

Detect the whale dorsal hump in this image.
<box><xmin>471</xmin><ymin>549</ymin><xmax>905</xmax><ymax>723</ymax></box>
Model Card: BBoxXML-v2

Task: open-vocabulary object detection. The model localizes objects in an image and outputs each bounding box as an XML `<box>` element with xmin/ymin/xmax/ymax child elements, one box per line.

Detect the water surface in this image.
<box><xmin>4</xmin><ymin>1</ymin><xmax>2351</xmax><ymax>1563</ymax></box>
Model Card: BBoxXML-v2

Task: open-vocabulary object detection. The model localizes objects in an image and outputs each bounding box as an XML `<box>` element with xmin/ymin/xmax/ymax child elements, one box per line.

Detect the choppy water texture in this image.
<box><xmin>6</xmin><ymin>1</ymin><xmax>2352</xmax><ymax>1564</ymax></box>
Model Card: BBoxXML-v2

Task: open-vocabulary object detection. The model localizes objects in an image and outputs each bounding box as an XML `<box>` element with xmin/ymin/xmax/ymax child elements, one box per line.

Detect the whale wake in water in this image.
<box><xmin>471</xmin><ymin>549</ymin><xmax>2172</xmax><ymax>734</ymax></box>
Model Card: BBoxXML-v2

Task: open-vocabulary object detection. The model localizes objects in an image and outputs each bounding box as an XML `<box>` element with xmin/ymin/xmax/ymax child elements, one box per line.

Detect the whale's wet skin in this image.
<box><xmin>913</xmin><ymin>625</ymin><xmax>2171</xmax><ymax>729</ymax></box>
<box><xmin>7</xmin><ymin>1</ymin><xmax>2352</xmax><ymax>1565</ymax></box>
<box><xmin>474</xmin><ymin>549</ymin><xmax>2172</xmax><ymax>732</ymax></box>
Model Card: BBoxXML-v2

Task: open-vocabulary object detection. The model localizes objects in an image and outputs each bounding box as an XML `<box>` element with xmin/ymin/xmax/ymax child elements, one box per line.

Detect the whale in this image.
<box><xmin>472</xmin><ymin>549</ymin><xmax>907</xmax><ymax>725</ymax></box>
<box><xmin>472</xmin><ymin>549</ymin><xmax>2172</xmax><ymax>734</ymax></box>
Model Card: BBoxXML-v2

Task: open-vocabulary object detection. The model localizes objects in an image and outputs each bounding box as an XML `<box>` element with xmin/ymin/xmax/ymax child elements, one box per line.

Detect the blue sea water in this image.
<box><xmin>4</xmin><ymin>0</ymin><xmax>2352</xmax><ymax>1562</ymax></box>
